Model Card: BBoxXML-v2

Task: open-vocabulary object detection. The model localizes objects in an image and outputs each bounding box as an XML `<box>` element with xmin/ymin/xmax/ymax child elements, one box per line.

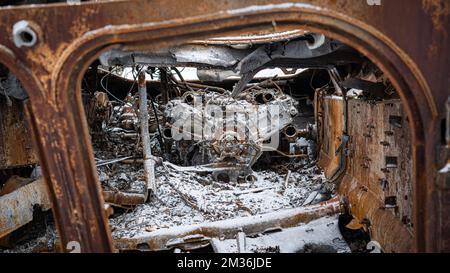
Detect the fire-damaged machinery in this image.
<box><xmin>163</xmin><ymin>86</ymin><xmax>299</xmax><ymax>182</ymax></box>
<box><xmin>95</xmin><ymin>32</ymin><xmax>354</xmax><ymax>184</ymax></box>
<box><xmin>0</xmin><ymin>0</ymin><xmax>449</xmax><ymax>253</ymax></box>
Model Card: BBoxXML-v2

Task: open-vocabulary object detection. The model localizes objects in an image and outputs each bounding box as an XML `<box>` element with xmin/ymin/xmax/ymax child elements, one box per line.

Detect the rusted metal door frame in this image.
<box><xmin>0</xmin><ymin>0</ymin><xmax>447</xmax><ymax>252</ymax></box>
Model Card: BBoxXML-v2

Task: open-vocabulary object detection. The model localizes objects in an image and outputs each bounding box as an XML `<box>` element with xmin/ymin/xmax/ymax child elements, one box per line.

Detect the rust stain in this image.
<box><xmin>25</xmin><ymin>42</ymin><xmax>69</xmax><ymax>93</ymax></box>
<box><xmin>0</xmin><ymin>97</ymin><xmax>38</xmax><ymax>169</ymax></box>
<box><xmin>422</xmin><ymin>0</ymin><xmax>450</xmax><ymax>34</ymax></box>
<box><xmin>422</xmin><ymin>0</ymin><xmax>449</xmax><ymax>58</ymax></box>
<box><xmin>68</xmin><ymin>6</ymin><xmax>101</xmax><ymax>39</ymax></box>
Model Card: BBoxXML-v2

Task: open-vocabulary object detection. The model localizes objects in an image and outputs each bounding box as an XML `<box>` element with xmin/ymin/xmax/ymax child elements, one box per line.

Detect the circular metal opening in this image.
<box><xmin>285</xmin><ymin>126</ymin><xmax>297</xmax><ymax>137</ymax></box>
<box><xmin>163</xmin><ymin>128</ymin><xmax>172</xmax><ymax>139</ymax></box>
<box><xmin>20</xmin><ymin>31</ymin><xmax>34</xmax><ymax>44</ymax></box>
<box><xmin>264</xmin><ymin>93</ymin><xmax>274</xmax><ymax>102</ymax></box>
<box><xmin>12</xmin><ymin>20</ymin><xmax>38</xmax><ymax>48</ymax></box>
<box><xmin>184</xmin><ymin>94</ymin><xmax>195</xmax><ymax>104</ymax></box>
<box><xmin>245</xmin><ymin>174</ymin><xmax>257</xmax><ymax>183</ymax></box>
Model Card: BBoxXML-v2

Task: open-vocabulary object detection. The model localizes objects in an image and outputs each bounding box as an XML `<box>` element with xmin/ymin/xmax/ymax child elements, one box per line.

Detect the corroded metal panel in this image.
<box><xmin>317</xmin><ymin>95</ymin><xmax>344</xmax><ymax>178</ymax></box>
<box><xmin>318</xmin><ymin>96</ymin><xmax>414</xmax><ymax>252</ymax></box>
<box><xmin>0</xmin><ymin>178</ymin><xmax>51</xmax><ymax>238</ymax></box>
<box><xmin>0</xmin><ymin>97</ymin><xmax>38</xmax><ymax>169</ymax></box>
<box><xmin>345</xmin><ymin>99</ymin><xmax>413</xmax><ymax>232</ymax></box>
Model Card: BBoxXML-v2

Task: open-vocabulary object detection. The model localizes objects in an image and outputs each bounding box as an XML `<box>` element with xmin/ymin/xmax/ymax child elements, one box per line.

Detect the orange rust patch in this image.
<box><xmin>422</xmin><ymin>0</ymin><xmax>450</xmax><ymax>34</ymax></box>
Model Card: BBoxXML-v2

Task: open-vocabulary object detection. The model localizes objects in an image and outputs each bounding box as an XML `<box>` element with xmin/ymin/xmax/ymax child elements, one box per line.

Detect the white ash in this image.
<box><xmin>109</xmin><ymin>164</ymin><xmax>330</xmax><ymax>239</ymax></box>
<box><xmin>0</xmin><ymin>224</ymin><xmax>57</xmax><ymax>253</ymax></box>
<box><xmin>211</xmin><ymin>216</ymin><xmax>350</xmax><ymax>253</ymax></box>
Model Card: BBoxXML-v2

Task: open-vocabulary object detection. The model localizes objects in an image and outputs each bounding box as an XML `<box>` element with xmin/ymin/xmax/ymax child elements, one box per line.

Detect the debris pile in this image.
<box><xmin>210</xmin><ymin>216</ymin><xmax>350</xmax><ymax>253</ymax></box>
<box><xmin>88</xmin><ymin>78</ymin><xmax>336</xmax><ymax>248</ymax></box>
<box><xmin>109</xmin><ymin>164</ymin><xmax>331</xmax><ymax>239</ymax></box>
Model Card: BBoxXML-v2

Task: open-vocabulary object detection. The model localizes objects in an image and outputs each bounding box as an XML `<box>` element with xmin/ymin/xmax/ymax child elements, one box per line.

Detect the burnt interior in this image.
<box><xmin>0</xmin><ymin>31</ymin><xmax>414</xmax><ymax>253</ymax></box>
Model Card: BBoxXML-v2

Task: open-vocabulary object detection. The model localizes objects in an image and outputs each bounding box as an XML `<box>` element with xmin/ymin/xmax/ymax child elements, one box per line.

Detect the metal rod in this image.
<box><xmin>138</xmin><ymin>71</ymin><xmax>157</xmax><ymax>196</ymax></box>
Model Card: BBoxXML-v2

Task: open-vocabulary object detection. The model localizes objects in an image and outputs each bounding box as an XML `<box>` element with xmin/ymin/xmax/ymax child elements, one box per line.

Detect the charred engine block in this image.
<box><xmin>163</xmin><ymin>88</ymin><xmax>299</xmax><ymax>182</ymax></box>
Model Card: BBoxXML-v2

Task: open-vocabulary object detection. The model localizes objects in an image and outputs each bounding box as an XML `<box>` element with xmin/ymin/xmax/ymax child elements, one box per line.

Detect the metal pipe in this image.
<box><xmin>328</xmin><ymin>68</ymin><xmax>349</xmax><ymax>184</ymax></box>
<box><xmin>138</xmin><ymin>71</ymin><xmax>157</xmax><ymax>195</ymax></box>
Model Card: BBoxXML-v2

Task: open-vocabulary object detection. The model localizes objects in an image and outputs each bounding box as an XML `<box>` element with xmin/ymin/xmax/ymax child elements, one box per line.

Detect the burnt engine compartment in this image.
<box><xmin>0</xmin><ymin>31</ymin><xmax>414</xmax><ymax>253</ymax></box>
<box><xmin>88</xmin><ymin>64</ymin><xmax>350</xmax><ymax>253</ymax></box>
<box><xmin>90</xmin><ymin>66</ymin><xmax>327</xmax><ymax>213</ymax></box>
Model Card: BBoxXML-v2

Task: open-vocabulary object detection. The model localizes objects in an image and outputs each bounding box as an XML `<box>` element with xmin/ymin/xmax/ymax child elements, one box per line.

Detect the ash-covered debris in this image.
<box><xmin>210</xmin><ymin>216</ymin><xmax>350</xmax><ymax>253</ymax></box>
<box><xmin>85</xmin><ymin>66</ymin><xmax>338</xmax><ymax>249</ymax></box>
<box><xmin>92</xmin><ymin>97</ymin><xmax>142</xmax><ymax>159</ymax></box>
<box><xmin>0</xmin><ymin>211</ymin><xmax>57</xmax><ymax>253</ymax></box>
<box><xmin>0</xmin><ymin>225</ymin><xmax>57</xmax><ymax>253</ymax></box>
<box><xmin>109</xmin><ymin>163</ymin><xmax>331</xmax><ymax>239</ymax></box>
<box><xmin>98</xmin><ymin>164</ymin><xmax>146</xmax><ymax>194</ymax></box>
<box><xmin>89</xmin><ymin>85</ymin><xmax>334</xmax><ymax>239</ymax></box>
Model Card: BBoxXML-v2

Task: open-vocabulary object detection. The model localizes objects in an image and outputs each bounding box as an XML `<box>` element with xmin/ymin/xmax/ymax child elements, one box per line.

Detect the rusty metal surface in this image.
<box><xmin>318</xmin><ymin>96</ymin><xmax>414</xmax><ymax>252</ymax></box>
<box><xmin>0</xmin><ymin>178</ymin><xmax>51</xmax><ymax>238</ymax></box>
<box><xmin>103</xmin><ymin>190</ymin><xmax>146</xmax><ymax>207</ymax></box>
<box><xmin>346</xmin><ymin>99</ymin><xmax>413</xmax><ymax>230</ymax></box>
<box><xmin>317</xmin><ymin>95</ymin><xmax>344</xmax><ymax>178</ymax></box>
<box><xmin>340</xmin><ymin>175</ymin><xmax>413</xmax><ymax>252</ymax></box>
<box><xmin>0</xmin><ymin>0</ymin><xmax>447</xmax><ymax>252</ymax></box>
<box><xmin>0</xmin><ymin>96</ymin><xmax>38</xmax><ymax>169</ymax></box>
